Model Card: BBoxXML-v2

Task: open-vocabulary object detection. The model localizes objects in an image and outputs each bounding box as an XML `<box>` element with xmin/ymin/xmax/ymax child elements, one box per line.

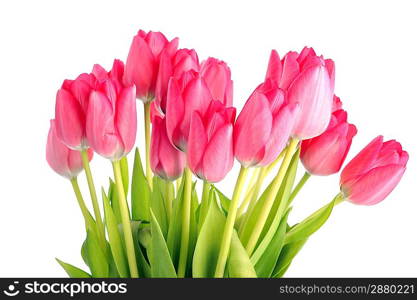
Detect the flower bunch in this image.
<box><xmin>47</xmin><ymin>30</ymin><xmax>408</xmax><ymax>278</ymax></box>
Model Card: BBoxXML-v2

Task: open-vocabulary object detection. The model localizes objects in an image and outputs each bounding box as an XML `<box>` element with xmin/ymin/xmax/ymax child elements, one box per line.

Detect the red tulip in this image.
<box><xmin>151</xmin><ymin>112</ymin><xmax>185</xmax><ymax>181</ymax></box>
<box><xmin>265</xmin><ymin>47</ymin><xmax>335</xmax><ymax>139</ymax></box>
<box><xmin>340</xmin><ymin>136</ymin><xmax>408</xmax><ymax>205</ymax></box>
<box><xmin>200</xmin><ymin>57</ymin><xmax>233</xmax><ymax>107</ymax></box>
<box><xmin>234</xmin><ymin>80</ymin><xmax>299</xmax><ymax>167</ymax></box>
<box><xmin>124</xmin><ymin>30</ymin><xmax>178</xmax><ymax>101</ymax></box>
<box><xmin>86</xmin><ymin>60</ymin><xmax>137</xmax><ymax>160</ymax></box>
<box><xmin>165</xmin><ymin>71</ymin><xmax>213</xmax><ymax>151</ymax></box>
<box><xmin>46</xmin><ymin>120</ymin><xmax>93</xmax><ymax>179</ymax></box>
<box><xmin>300</xmin><ymin>97</ymin><xmax>357</xmax><ymax>175</ymax></box>
<box><xmin>187</xmin><ymin>101</ymin><xmax>236</xmax><ymax>182</ymax></box>
<box><xmin>155</xmin><ymin>48</ymin><xmax>200</xmax><ymax>112</ymax></box>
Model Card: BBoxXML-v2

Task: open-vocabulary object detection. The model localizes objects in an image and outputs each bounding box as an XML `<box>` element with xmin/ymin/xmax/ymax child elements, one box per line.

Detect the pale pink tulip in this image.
<box><xmin>234</xmin><ymin>80</ymin><xmax>299</xmax><ymax>167</ymax></box>
<box><xmin>340</xmin><ymin>136</ymin><xmax>408</xmax><ymax>205</ymax></box>
<box><xmin>46</xmin><ymin>120</ymin><xmax>93</xmax><ymax>179</ymax></box>
<box><xmin>187</xmin><ymin>101</ymin><xmax>236</xmax><ymax>182</ymax></box>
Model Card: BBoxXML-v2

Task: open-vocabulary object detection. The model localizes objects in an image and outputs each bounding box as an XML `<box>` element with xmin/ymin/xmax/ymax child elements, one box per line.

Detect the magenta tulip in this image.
<box><xmin>124</xmin><ymin>30</ymin><xmax>178</xmax><ymax>101</ymax></box>
<box><xmin>234</xmin><ymin>79</ymin><xmax>299</xmax><ymax>167</ymax></box>
<box><xmin>46</xmin><ymin>120</ymin><xmax>93</xmax><ymax>179</ymax></box>
<box><xmin>300</xmin><ymin>97</ymin><xmax>357</xmax><ymax>175</ymax></box>
<box><xmin>165</xmin><ymin>71</ymin><xmax>213</xmax><ymax>151</ymax></box>
<box><xmin>187</xmin><ymin>100</ymin><xmax>236</xmax><ymax>182</ymax></box>
<box><xmin>151</xmin><ymin>112</ymin><xmax>185</xmax><ymax>181</ymax></box>
<box><xmin>265</xmin><ymin>47</ymin><xmax>335</xmax><ymax>139</ymax></box>
<box><xmin>200</xmin><ymin>57</ymin><xmax>233</xmax><ymax>107</ymax></box>
<box><xmin>340</xmin><ymin>136</ymin><xmax>408</xmax><ymax>205</ymax></box>
<box><xmin>155</xmin><ymin>48</ymin><xmax>200</xmax><ymax>112</ymax></box>
<box><xmin>86</xmin><ymin>60</ymin><xmax>137</xmax><ymax>160</ymax></box>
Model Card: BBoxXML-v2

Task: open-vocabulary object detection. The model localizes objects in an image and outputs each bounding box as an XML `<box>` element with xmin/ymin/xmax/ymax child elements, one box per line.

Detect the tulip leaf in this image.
<box><xmin>186</xmin><ymin>184</ymin><xmax>199</xmax><ymax>276</ymax></box>
<box><xmin>131</xmin><ymin>148</ymin><xmax>150</xmax><ymax>222</ymax></box>
<box><xmin>149</xmin><ymin>210</ymin><xmax>177</xmax><ymax>278</ymax></box>
<box><xmin>214</xmin><ymin>186</ymin><xmax>231</xmax><ymax>213</ymax></box>
<box><xmin>131</xmin><ymin>221</ymin><xmax>151</xmax><ymax>277</ymax></box>
<box><xmin>150</xmin><ymin>177</ymin><xmax>168</xmax><ymax>238</ymax></box>
<box><xmin>120</xmin><ymin>156</ymin><xmax>129</xmax><ymax>196</ymax></box>
<box><xmin>252</xmin><ymin>209</ymin><xmax>290</xmax><ymax>277</ymax></box>
<box><xmin>56</xmin><ymin>259</ymin><xmax>91</xmax><ymax>278</ymax></box>
<box><xmin>108</xmin><ymin>179</ymin><xmax>122</xmax><ymax>225</ymax></box>
<box><xmin>198</xmin><ymin>186</ymin><xmax>214</xmax><ymax>232</ymax></box>
<box><xmin>85</xmin><ymin>229</ymin><xmax>109</xmax><ymax>277</ymax></box>
<box><xmin>227</xmin><ymin>232</ymin><xmax>257</xmax><ymax>278</ymax></box>
<box><xmin>272</xmin><ymin>238</ymin><xmax>307</xmax><ymax>278</ymax></box>
<box><xmin>102</xmin><ymin>189</ymin><xmax>129</xmax><ymax>278</ymax></box>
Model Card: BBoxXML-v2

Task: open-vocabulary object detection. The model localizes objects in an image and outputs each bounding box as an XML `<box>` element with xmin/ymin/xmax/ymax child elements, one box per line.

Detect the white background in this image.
<box><xmin>0</xmin><ymin>0</ymin><xmax>416</xmax><ymax>277</ymax></box>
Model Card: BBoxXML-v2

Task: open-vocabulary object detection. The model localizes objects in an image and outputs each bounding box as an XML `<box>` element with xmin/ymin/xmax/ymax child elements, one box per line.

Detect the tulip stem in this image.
<box><xmin>144</xmin><ymin>102</ymin><xmax>153</xmax><ymax>189</ymax></box>
<box><xmin>245</xmin><ymin>138</ymin><xmax>299</xmax><ymax>256</ymax></box>
<box><xmin>70</xmin><ymin>177</ymin><xmax>95</xmax><ymax>232</ymax></box>
<box><xmin>214</xmin><ymin>165</ymin><xmax>249</xmax><ymax>278</ymax></box>
<box><xmin>177</xmin><ymin>167</ymin><xmax>193</xmax><ymax>278</ymax></box>
<box><xmin>165</xmin><ymin>180</ymin><xmax>173</xmax><ymax>223</ymax></box>
<box><xmin>287</xmin><ymin>172</ymin><xmax>311</xmax><ymax>206</ymax></box>
<box><xmin>80</xmin><ymin>150</ymin><xmax>106</xmax><ymax>250</ymax></box>
<box><xmin>112</xmin><ymin>160</ymin><xmax>139</xmax><ymax>278</ymax></box>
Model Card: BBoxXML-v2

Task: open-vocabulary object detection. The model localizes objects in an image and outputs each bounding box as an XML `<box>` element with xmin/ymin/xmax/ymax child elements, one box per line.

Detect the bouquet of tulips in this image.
<box><xmin>46</xmin><ymin>30</ymin><xmax>408</xmax><ymax>278</ymax></box>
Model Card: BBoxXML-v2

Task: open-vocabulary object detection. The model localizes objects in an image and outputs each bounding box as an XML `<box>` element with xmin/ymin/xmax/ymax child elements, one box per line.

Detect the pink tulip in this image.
<box><xmin>124</xmin><ymin>30</ymin><xmax>179</xmax><ymax>101</ymax></box>
<box><xmin>46</xmin><ymin>120</ymin><xmax>93</xmax><ymax>179</ymax></box>
<box><xmin>265</xmin><ymin>47</ymin><xmax>335</xmax><ymax>139</ymax></box>
<box><xmin>300</xmin><ymin>97</ymin><xmax>357</xmax><ymax>175</ymax></box>
<box><xmin>155</xmin><ymin>48</ymin><xmax>200</xmax><ymax>112</ymax></box>
<box><xmin>200</xmin><ymin>57</ymin><xmax>233</xmax><ymax>107</ymax></box>
<box><xmin>151</xmin><ymin>111</ymin><xmax>185</xmax><ymax>181</ymax></box>
<box><xmin>340</xmin><ymin>136</ymin><xmax>408</xmax><ymax>205</ymax></box>
<box><xmin>187</xmin><ymin>101</ymin><xmax>236</xmax><ymax>182</ymax></box>
<box><xmin>234</xmin><ymin>79</ymin><xmax>299</xmax><ymax>167</ymax></box>
<box><xmin>86</xmin><ymin>60</ymin><xmax>137</xmax><ymax>160</ymax></box>
<box><xmin>165</xmin><ymin>71</ymin><xmax>213</xmax><ymax>151</ymax></box>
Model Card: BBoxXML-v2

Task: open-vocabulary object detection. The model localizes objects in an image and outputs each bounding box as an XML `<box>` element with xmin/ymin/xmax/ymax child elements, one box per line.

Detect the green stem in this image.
<box><xmin>287</xmin><ymin>172</ymin><xmax>311</xmax><ymax>206</ymax></box>
<box><xmin>70</xmin><ymin>177</ymin><xmax>94</xmax><ymax>231</ymax></box>
<box><xmin>177</xmin><ymin>167</ymin><xmax>192</xmax><ymax>278</ymax></box>
<box><xmin>214</xmin><ymin>165</ymin><xmax>249</xmax><ymax>278</ymax></box>
<box><xmin>144</xmin><ymin>102</ymin><xmax>153</xmax><ymax>189</ymax></box>
<box><xmin>165</xmin><ymin>180</ymin><xmax>173</xmax><ymax>223</ymax></box>
<box><xmin>245</xmin><ymin>138</ymin><xmax>299</xmax><ymax>256</ymax></box>
<box><xmin>80</xmin><ymin>150</ymin><xmax>106</xmax><ymax>248</ymax></box>
<box><xmin>112</xmin><ymin>160</ymin><xmax>139</xmax><ymax>278</ymax></box>
<box><xmin>202</xmin><ymin>181</ymin><xmax>210</xmax><ymax>206</ymax></box>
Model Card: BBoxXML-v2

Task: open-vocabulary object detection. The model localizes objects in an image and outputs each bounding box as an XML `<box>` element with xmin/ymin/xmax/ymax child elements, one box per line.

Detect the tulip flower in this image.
<box><xmin>86</xmin><ymin>60</ymin><xmax>137</xmax><ymax>160</ymax></box>
<box><xmin>151</xmin><ymin>113</ymin><xmax>185</xmax><ymax>181</ymax></box>
<box><xmin>165</xmin><ymin>71</ymin><xmax>213</xmax><ymax>151</ymax></box>
<box><xmin>200</xmin><ymin>57</ymin><xmax>233</xmax><ymax>107</ymax></box>
<box><xmin>187</xmin><ymin>100</ymin><xmax>236</xmax><ymax>182</ymax></box>
<box><xmin>124</xmin><ymin>30</ymin><xmax>179</xmax><ymax>101</ymax></box>
<box><xmin>340</xmin><ymin>136</ymin><xmax>408</xmax><ymax>205</ymax></box>
<box><xmin>300</xmin><ymin>98</ymin><xmax>357</xmax><ymax>176</ymax></box>
<box><xmin>46</xmin><ymin>120</ymin><xmax>93</xmax><ymax>179</ymax></box>
<box><xmin>234</xmin><ymin>79</ymin><xmax>299</xmax><ymax>167</ymax></box>
<box><xmin>155</xmin><ymin>48</ymin><xmax>200</xmax><ymax>112</ymax></box>
<box><xmin>265</xmin><ymin>47</ymin><xmax>335</xmax><ymax>139</ymax></box>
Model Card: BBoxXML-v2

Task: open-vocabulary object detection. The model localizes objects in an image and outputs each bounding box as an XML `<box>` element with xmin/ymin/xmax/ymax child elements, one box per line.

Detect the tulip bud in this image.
<box><xmin>46</xmin><ymin>120</ymin><xmax>93</xmax><ymax>179</ymax></box>
<box><xmin>340</xmin><ymin>136</ymin><xmax>408</xmax><ymax>205</ymax></box>
<box><xmin>155</xmin><ymin>48</ymin><xmax>200</xmax><ymax>112</ymax></box>
<box><xmin>200</xmin><ymin>57</ymin><xmax>233</xmax><ymax>107</ymax></box>
<box><xmin>86</xmin><ymin>60</ymin><xmax>137</xmax><ymax>160</ymax></box>
<box><xmin>165</xmin><ymin>71</ymin><xmax>213</xmax><ymax>151</ymax></box>
<box><xmin>123</xmin><ymin>30</ymin><xmax>179</xmax><ymax>102</ymax></box>
<box><xmin>151</xmin><ymin>113</ymin><xmax>185</xmax><ymax>181</ymax></box>
<box><xmin>265</xmin><ymin>47</ymin><xmax>335</xmax><ymax>139</ymax></box>
<box><xmin>300</xmin><ymin>98</ymin><xmax>357</xmax><ymax>176</ymax></box>
<box><xmin>187</xmin><ymin>101</ymin><xmax>236</xmax><ymax>182</ymax></box>
<box><xmin>234</xmin><ymin>80</ymin><xmax>299</xmax><ymax>167</ymax></box>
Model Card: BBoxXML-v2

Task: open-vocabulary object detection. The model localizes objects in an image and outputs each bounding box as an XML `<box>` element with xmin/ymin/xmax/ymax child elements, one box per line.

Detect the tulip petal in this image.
<box><xmin>187</xmin><ymin>112</ymin><xmax>208</xmax><ymax>175</ymax></box>
<box><xmin>116</xmin><ymin>86</ymin><xmax>137</xmax><ymax>156</ymax></box>
<box><xmin>165</xmin><ymin>78</ymin><xmax>185</xmax><ymax>149</ymax></box>
<box><xmin>265</xmin><ymin>50</ymin><xmax>282</xmax><ymax>86</ymax></box>
<box><xmin>280</xmin><ymin>52</ymin><xmax>300</xmax><ymax>90</ymax></box>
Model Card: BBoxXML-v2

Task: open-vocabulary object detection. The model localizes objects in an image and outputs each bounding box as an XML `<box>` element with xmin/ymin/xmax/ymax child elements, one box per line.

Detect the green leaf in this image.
<box><xmin>192</xmin><ymin>196</ymin><xmax>225</xmax><ymax>278</ymax></box>
<box><xmin>252</xmin><ymin>209</ymin><xmax>290</xmax><ymax>277</ymax></box>
<box><xmin>131</xmin><ymin>221</ymin><xmax>151</xmax><ymax>277</ymax></box>
<box><xmin>214</xmin><ymin>186</ymin><xmax>231</xmax><ymax>213</ymax></box>
<box><xmin>272</xmin><ymin>239</ymin><xmax>307</xmax><ymax>278</ymax></box>
<box><xmin>102</xmin><ymin>189</ymin><xmax>129</xmax><ymax>278</ymax></box>
<box><xmin>56</xmin><ymin>259</ymin><xmax>91</xmax><ymax>278</ymax></box>
<box><xmin>131</xmin><ymin>148</ymin><xmax>151</xmax><ymax>221</ymax></box>
<box><xmin>150</xmin><ymin>177</ymin><xmax>168</xmax><ymax>238</ymax></box>
<box><xmin>198</xmin><ymin>186</ymin><xmax>213</xmax><ymax>232</ymax></box>
<box><xmin>149</xmin><ymin>210</ymin><xmax>177</xmax><ymax>278</ymax></box>
<box><xmin>86</xmin><ymin>230</ymin><xmax>109</xmax><ymax>277</ymax></box>
<box><xmin>120</xmin><ymin>156</ymin><xmax>129</xmax><ymax>196</ymax></box>
<box><xmin>186</xmin><ymin>183</ymin><xmax>199</xmax><ymax>276</ymax></box>
<box><xmin>108</xmin><ymin>179</ymin><xmax>122</xmax><ymax>225</ymax></box>
<box><xmin>227</xmin><ymin>232</ymin><xmax>257</xmax><ymax>278</ymax></box>
<box><xmin>284</xmin><ymin>196</ymin><xmax>337</xmax><ymax>245</ymax></box>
